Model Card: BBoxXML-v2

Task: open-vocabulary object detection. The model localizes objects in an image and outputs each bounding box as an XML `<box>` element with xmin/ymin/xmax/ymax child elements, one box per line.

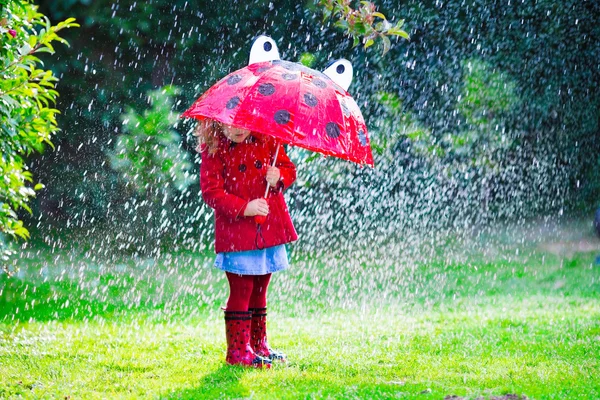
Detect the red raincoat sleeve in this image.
<box><xmin>273</xmin><ymin>142</ymin><xmax>296</xmax><ymax>192</ymax></box>
<box><xmin>200</xmin><ymin>146</ymin><xmax>248</xmax><ymax>219</ymax></box>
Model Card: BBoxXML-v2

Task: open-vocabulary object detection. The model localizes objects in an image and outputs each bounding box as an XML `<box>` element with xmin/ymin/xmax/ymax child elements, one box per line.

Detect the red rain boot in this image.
<box><xmin>224</xmin><ymin>310</ymin><xmax>271</xmax><ymax>368</ymax></box>
<box><xmin>249</xmin><ymin>307</ymin><xmax>287</xmax><ymax>362</ymax></box>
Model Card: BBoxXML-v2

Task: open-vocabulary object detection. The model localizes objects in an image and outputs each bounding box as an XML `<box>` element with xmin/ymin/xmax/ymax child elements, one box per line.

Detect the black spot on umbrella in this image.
<box><xmin>274</xmin><ymin>110</ymin><xmax>290</xmax><ymax>124</ymax></box>
<box><xmin>325</xmin><ymin>122</ymin><xmax>341</xmax><ymax>138</ymax></box>
<box><xmin>286</xmin><ymin>64</ymin><xmax>301</xmax><ymax>72</ymax></box>
<box><xmin>258</xmin><ymin>83</ymin><xmax>276</xmax><ymax>96</ymax></box>
<box><xmin>313</xmin><ymin>79</ymin><xmax>327</xmax><ymax>88</ymax></box>
<box><xmin>227</xmin><ymin>75</ymin><xmax>242</xmax><ymax>85</ymax></box>
<box><xmin>304</xmin><ymin>93</ymin><xmax>318</xmax><ymax>108</ymax></box>
<box><xmin>255</xmin><ymin>160</ymin><xmax>263</xmax><ymax>169</ymax></box>
<box><xmin>263</xmin><ymin>41</ymin><xmax>272</xmax><ymax>52</ymax></box>
<box><xmin>358</xmin><ymin>130</ymin><xmax>367</xmax><ymax>146</ymax></box>
<box><xmin>282</xmin><ymin>73</ymin><xmax>297</xmax><ymax>81</ymax></box>
<box><xmin>226</xmin><ymin>96</ymin><xmax>240</xmax><ymax>109</ymax></box>
<box><xmin>238</xmin><ymin>164</ymin><xmax>247</xmax><ymax>172</ymax></box>
<box><xmin>256</xmin><ymin>66</ymin><xmax>271</xmax><ymax>73</ymax></box>
<box><xmin>336</xmin><ymin>64</ymin><xmax>345</xmax><ymax>74</ymax></box>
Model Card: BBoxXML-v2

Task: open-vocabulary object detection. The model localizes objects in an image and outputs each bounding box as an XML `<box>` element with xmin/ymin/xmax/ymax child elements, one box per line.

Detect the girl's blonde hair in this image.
<box><xmin>193</xmin><ymin>119</ymin><xmax>223</xmax><ymax>155</ymax></box>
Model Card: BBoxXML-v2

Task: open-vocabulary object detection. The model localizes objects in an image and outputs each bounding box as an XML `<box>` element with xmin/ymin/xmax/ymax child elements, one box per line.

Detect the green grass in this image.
<box><xmin>1</xmin><ymin>230</ymin><xmax>599</xmax><ymax>399</ymax></box>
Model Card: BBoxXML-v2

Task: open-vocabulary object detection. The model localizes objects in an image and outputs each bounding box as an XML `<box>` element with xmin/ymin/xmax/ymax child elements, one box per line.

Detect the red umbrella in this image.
<box><xmin>181</xmin><ymin>36</ymin><xmax>373</xmax><ymax>167</ymax></box>
<box><xmin>182</xmin><ymin>36</ymin><xmax>373</xmax><ymax>224</ymax></box>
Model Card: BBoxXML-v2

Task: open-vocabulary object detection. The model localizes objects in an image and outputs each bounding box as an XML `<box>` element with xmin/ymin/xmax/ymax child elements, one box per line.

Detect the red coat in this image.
<box><xmin>200</xmin><ymin>133</ymin><xmax>298</xmax><ymax>253</ymax></box>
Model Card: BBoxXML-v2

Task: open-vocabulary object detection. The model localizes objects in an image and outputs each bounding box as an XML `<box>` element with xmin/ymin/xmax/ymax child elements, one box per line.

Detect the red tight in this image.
<box><xmin>225</xmin><ymin>272</ymin><xmax>272</xmax><ymax>311</ymax></box>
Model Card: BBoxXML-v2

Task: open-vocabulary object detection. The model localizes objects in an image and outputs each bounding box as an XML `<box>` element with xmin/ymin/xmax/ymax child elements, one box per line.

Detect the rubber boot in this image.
<box><xmin>249</xmin><ymin>307</ymin><xmax>287</xmax><ymax>362</ymax></box>
<box><xmin>224</xmin><ymin>310</ymin><xmax>271</xmax><ymax>368</ymax></box>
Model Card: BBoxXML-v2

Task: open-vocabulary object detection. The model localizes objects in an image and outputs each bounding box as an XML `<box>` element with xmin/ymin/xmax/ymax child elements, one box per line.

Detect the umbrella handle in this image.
<box><xmin>255</xmin><ymin>140</ymin><xmax>281</xmax><ymax>225</ymax></box>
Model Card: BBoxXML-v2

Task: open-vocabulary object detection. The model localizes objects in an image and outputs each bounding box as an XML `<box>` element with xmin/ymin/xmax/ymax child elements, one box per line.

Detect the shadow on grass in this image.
<box><xmin>163</xmin><ymin>364</ymin><xmax>251</xmax><ymax>399</ymax></box>
<box><xmin>163</xmin><ymin>368</ymin><xmax>436</xmax><ymax>399</ymax></box>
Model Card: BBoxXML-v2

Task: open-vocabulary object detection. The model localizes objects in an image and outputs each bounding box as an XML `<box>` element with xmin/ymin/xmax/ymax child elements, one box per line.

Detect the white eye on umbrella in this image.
<box><xmin>323</xmin><ymin>59</ymin><xmax>353</xmax><ymax>91</ymax></box>
<box><xmin>249</xmin><ymin>35</ymin><xmax>280</xmax><ymax>65</ymax></box>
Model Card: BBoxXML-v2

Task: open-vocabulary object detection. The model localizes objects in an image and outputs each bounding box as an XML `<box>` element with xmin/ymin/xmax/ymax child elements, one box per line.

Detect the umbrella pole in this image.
<box><xmin>254</xmin><ymin>140</ymin><xmax>280</xmax><ymax>227</ymax></box>
<box><xmin>263</xmin><ymin>140</ymin><xmax>280</xmax><ymax>198</ymax></box>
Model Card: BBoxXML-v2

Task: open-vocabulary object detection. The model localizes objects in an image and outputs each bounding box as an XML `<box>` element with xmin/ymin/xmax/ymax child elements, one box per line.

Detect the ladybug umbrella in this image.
<box><xmin>182</xmin><ymin>35</ymin><xmax>373</xmax><ymax>222</ymax></box>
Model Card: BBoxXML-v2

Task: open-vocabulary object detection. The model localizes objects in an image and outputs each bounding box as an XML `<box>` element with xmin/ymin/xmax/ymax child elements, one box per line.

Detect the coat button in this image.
<box><xmin>238</xmin><ymin>164</ymin><xmax>247</xmax><ymax>172</ymax></box>
<box><xmin>255</xmin><ymin>160</ymin><xmax>263</xmax><ymax>169</ymax></box>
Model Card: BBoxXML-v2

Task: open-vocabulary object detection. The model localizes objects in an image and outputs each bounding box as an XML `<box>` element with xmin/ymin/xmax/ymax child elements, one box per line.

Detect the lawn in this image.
<box><xmin>1</xmin><ymin>223</ymin><xmax>599</xmax><ymax>399</ymax></box>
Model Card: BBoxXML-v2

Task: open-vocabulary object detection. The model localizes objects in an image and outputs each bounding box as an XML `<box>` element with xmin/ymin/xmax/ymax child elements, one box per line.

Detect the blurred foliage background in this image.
<box><xmin>3</xmin><ymin>0</ymin><xmax>600</xmax><ymax>257</ymax></box>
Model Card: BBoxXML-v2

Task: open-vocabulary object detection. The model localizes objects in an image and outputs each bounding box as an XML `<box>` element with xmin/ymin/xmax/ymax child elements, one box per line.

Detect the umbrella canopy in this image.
<box><xmin>182</xmin><ymin>38</ymin><xmax>373</xmax><ymax>167</ymax></box>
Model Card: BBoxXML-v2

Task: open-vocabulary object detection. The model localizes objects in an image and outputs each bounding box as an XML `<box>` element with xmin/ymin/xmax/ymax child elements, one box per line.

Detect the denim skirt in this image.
<box><xmin>214</xmin><ymin>244</ymin><xmax>289</xmax><ymax>275</ymax></box>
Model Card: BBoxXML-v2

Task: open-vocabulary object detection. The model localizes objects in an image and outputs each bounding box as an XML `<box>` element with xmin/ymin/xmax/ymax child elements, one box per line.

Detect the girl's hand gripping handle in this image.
<box><xmin>244</xmin><ymin>198</ymin><xmax>269</xmax><ymax>221</ymax></box>
<box><xmin>254</xmin><ymin>201</ymin><xmax>268</xmax><ymax>224</ymax></box>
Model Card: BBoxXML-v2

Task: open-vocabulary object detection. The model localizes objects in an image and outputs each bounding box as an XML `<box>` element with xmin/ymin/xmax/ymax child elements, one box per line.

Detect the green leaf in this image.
<box><xmin>381</xmin><ymin>35</ymin><xmax>391</xmax><ymax>55</ymax></box>
<box><xmin>334</xmin><ymin>20</ymin><xmax>349</xmax><ymax>30</ymax></box>
<box><xmin>0</xmin><ymin>2</ymin><xmax>78</xmax><ymax>251</ymax></box>
<box><xmin>353</xmin><ymin>22</ymin><xmax>368</xmax><ymax>35</ymax></box>
<box><xmin>299</xmin><ymin>52</ymin><xmax>316</xmax><ymax>68</ymax></box>
<box><xmin>390</xmin><ymin>30</ymin><xmax>410</xmax><ymax>40</ymax></box>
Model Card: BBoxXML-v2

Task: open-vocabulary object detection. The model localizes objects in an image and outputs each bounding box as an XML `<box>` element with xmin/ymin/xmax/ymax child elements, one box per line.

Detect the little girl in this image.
<box><xmin>196</xmin><ymin>119</ymin><xmax>297</xmax><ymax>368</ymax></box>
